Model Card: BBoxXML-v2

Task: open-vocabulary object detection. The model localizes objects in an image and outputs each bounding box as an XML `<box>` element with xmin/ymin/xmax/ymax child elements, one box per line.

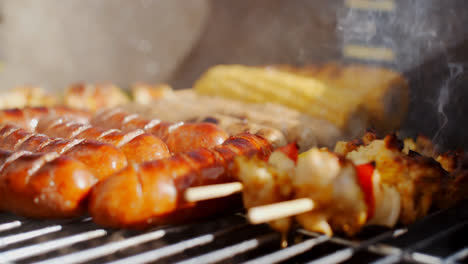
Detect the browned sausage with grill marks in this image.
<box><xmin>0</xmin><ymin>124</ymin><xmax>127</xmax><ymax>180</ymax></box>
<box><xmin>91</xmin><ymin>108</ymin><xmax>229</xmax><ymax>153</ymax></box>
<box><xmin>0</xmin><ymin>149</ymin><xmax>97</xmax><ymax>218</ymax></box>
<box><xmin>89</xmin><ymin>133</ymin><xmax>272</xmax><ymax>228</ymax></box>
<box><xmin>0</xmin><ymin>106</ymin><xmax>91</xmax><ymax>131</ymax></box>
<box><xmin>36</xmin><ymin>117</ymin><xmax>171</xmax><ymax>162</ymax></box>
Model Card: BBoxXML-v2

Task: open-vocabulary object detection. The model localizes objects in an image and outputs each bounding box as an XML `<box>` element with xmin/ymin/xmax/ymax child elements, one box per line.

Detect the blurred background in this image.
<box><xmin>0</xmin><ymin>0</ymin><xmax>467</xmax><ymax>150</ymax></box>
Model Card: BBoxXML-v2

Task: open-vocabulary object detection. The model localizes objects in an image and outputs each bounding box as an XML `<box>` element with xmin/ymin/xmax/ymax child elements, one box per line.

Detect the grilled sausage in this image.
<box><xmin>0</xmin><ymin>124</ymin><xmax>127</xmax><ymax>180</ymax></box>
<box><xmin>36</xmin><ymin>117</ymin><xmax>171</xmax><ymax>163</ymax></box>
<box><xmin>0</xmin><ymin>106</ymin><xmax>91</xmax><ymax>132</ymax></box>
<box><xmin>0</xmin><ymin>150</ymin><xmax>97</xmax><ymax>218</ymax></box>
<box><xmin>91</xmin><ymin>108</ymin><xmax>229</xmax><ymax>153</ymax></box>
<box><xmin>89</xmin><ymin>133</ymin><xmax>272</xmax><ymax>228</ymax></box>
<box><xmin>124</xmin><ymin>103</ymin><xmax>288</xmax><ymax>148</ymax></box>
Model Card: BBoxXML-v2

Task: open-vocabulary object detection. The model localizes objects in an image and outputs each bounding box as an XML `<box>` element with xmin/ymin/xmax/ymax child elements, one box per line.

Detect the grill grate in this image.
<box><xmin>0</xmin><ymin>202</ymin><xmax>468</xmax><ymax>264</ymax></box>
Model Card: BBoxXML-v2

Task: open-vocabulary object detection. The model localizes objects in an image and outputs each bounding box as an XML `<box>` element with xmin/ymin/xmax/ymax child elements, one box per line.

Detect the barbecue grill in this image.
<box><xmin>1</xmin><ymin>200</ymin><xmax>468</xmax><ymax>264</ymax></box>
<box><xmin>1</xmin><ymin>1</ymin><xmax>468</xmax><ymax>264</ymax></box>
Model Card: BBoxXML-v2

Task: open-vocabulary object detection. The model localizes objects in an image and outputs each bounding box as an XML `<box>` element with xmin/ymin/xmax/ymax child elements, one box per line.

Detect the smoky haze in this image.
<box><xmin>0</xmin><ymin>0</ymin><xmax>467</xmax><ymax>150</ymax></box>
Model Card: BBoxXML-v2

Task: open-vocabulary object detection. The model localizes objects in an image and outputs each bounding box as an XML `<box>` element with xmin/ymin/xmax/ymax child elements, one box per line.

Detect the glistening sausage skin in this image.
<box><xmin>0</xmin><ymin>124</ymin><xmax>127</xmax><ymax>181</ymax></box>
<box><xmin>37</xmin><ymin>117</ymin><xmax>171</xmax><ymax>163</ymax></box>
<box><xmin>89</xmin><ymin>133</ymin><xmax>272</xmax><ymax>228</ymax></box>
<box><xmin>91</xmin><ymin>108</ymin><xmax>229</xmax><ymax>153</ymax></box>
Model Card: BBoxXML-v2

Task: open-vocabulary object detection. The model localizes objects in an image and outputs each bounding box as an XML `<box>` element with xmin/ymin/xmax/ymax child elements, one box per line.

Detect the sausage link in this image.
<box><xmin>0</xmin><ymin>106</ymin><xmax>91</xmax><ymax>132</ymax></box>
<box><xmin>0</xmin><ymin>124</ymin><xmax>127</xmax><ymax>180</ymax></box>
<box><xmin>36</xmin><ymin>117</ymin><xmax>171</xmax><ymax>163</ymax></box>
<box><xmin>91</xmin><ymin>108</ymin><xmax>229</xmax><ymax>153</ymax></box>
<box><xmin>0</xmin><ymin>149</ymin><xmax>97</xmax><ymax>218</ymax></box>
<box><xmin>89</xmin><ymin>133</ymin><xmax>272</xmax><ymax>228</ymax></box>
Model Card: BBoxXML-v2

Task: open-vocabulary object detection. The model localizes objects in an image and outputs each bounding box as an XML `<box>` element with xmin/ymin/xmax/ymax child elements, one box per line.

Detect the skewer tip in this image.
<box><xmin>184</xmin><ymin>182</ymin><xmax>244</xmax><ymax>202</ymax></box>
<box><xmin>248</xmin><ymin>198</ymin><xmax>315</xmax><ymax>224</ymax></box>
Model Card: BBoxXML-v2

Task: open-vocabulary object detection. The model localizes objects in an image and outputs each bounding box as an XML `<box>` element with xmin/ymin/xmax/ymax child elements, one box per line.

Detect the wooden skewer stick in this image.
<box><xmin>185</xmin><ymin>183</ymin><xmax>315</xmax><ymax>225</ymax></box>
<box><xmin>184</xmin><ymin>182</ymin><xmax>244</xmax><ymax>202</ymax></box>
<box><xmin>248</xmin><ymin>198</ymin><xmax>315</xmax><ymax>224</ymax></box>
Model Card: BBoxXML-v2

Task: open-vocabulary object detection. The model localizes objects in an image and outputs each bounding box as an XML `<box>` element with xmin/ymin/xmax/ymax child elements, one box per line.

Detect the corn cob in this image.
<box><xmin>278</xmin><ymin>63</ymin><xmax>409</xmax><ymax>132</ymax></box>
<box><xmin>193</xmin><ymin>64</ymin><xmax>408</xmax><ymax>133</ymax></box>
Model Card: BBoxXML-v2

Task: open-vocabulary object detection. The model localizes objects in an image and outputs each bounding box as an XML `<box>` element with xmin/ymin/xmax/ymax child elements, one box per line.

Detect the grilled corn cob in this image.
<box><xmin>194</xmin><ymin>64</ymin><xmax>408</xmax><ymax>133</ymax></box>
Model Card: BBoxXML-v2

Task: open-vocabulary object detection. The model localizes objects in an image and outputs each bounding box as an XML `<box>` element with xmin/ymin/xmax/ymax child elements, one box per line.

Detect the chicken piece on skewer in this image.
<box><xmin>235</xmin><ymin>144</ymin><xmax>297</xmax><ymax>233</ymax></box>
<box><xmin>344</xmin><ymin>134</ymin><xmax>445</xmax><ymax>225</ymax></box>
<box><xmin>434</xmin><ymin>151</ymin><xmax>468</xmax><ymax>208</ymax></box>
<box><xmin>294</xmin><ymin>148</ymin><xmax>369</xmax><ymax>236</ymax></box>
<box><xmin>334</xmin><ymin>130</ymin><xmax>378</xmax><ymax>156</ymax></box>
<box><xmin>402</xmin><ymin>134</ymin><xmax>437</xmax><ymax>158</ymax></box>
<box><xmin>410</xmin><ymin>138</ymin><xmax>468</xmax><ymax>208</ymax></box>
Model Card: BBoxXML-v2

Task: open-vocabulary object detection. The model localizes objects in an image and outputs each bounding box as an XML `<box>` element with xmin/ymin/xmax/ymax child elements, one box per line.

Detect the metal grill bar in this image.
<box><xmin>410</xmin><ymin>252</ymin><xmax>443</xmax><ymax>264</ymax></box>
<box><xmin>175</xmin><ymin>233</ymin><xmax>277</xmax><ymax>264</ymax></box>
<box><xmin>105</xmin><ymin>234</ymin><xmax>214</xmax><ymax>264</ymax></box>
<box><xmin>298</xmin><ymin>228</ymin><xmax>404</xmax><ymax>256</ymax></box>
<box><xmin>104</xmin><ymin>222</ymin><xmax>250</xmax><ymax>264</ymax></box>
<box><xmin>445</xmin><ymin>246</ymin><xmax>468</xmax><ymax>264</ymax></box>
<box><xmin>408</xmin><ymin>221</ymin><xmax>468</xmax><ymax>252</ymax></box>
<box><xmin>306</xmin><ymin>248</ymin><xmax>355</xmax><ymax>264</ymax></box>
<box><xmin>0</xmin><ymin>202</ymin><xmax>467</xmax><ymax>264</ymax></box>
<box><xmin>34</xmin><ymin>229</ymin><xmax>166</xmax><ymax>264</ymax></box>
<box><xmin>371</xmin><ymin>219</ymin><xmax>468</xmax><ymax>264</ymax></box>
<box><xmin>244</xmin><ymin>236</ymin><xmax>330</xmax><ymax>264</ymax></box>
<box><xmin>0</xmin><ymin>225</ymin><xmax>61</xmax><ymax>248</ymax></box>
<box><xmin>0</xmin><ymin>220</ymin><xmax>21</xmax><ymax>232</ymax></box>
<box><xmin>304</xmin><ymin>228</ymin><xmax>408</xmax><ymax>264</ymax></box>
<box><xmin>0</xmin><ymin>229</ymin><xmax>107</xmax><ymax>263</ymax></box>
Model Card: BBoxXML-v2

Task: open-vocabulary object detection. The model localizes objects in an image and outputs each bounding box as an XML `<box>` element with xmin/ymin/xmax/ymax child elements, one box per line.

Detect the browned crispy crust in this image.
<box><xmin>343</xmin><ymin>133</ymin><xmax>446</xmax><ymax>225</ymax></box>
<box><xmin>435</xmin><ymin>151</ymin><xmax>468</xmax><ymax>208</ymax></box>
<box><xmin>334</xmin><ymin>130</ymin><xmax>378</xmax><ymax>155</ymax></box>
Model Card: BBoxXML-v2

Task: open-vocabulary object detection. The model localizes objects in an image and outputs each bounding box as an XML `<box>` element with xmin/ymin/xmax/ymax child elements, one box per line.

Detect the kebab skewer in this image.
<box><xmin>188</xmin><ymin>132</ymin><xmax>461</xmax><ymax>237</ymax></box>
<box><xmin>237</xmin><ymin>132</ymin><xmax>456</xmax><ymax>236</ymax></box>
<box><xmin>88</xmin><ymin>133</ymin><xmax>272</xmax><ymax>228</ymax></box>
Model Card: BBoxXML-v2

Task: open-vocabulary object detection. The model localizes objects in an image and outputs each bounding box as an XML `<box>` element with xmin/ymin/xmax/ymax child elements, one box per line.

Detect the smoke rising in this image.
<box><xmin>432</xmin><ymin>63</ymin><xmax>464</xmax><ymax>143</ymax></box>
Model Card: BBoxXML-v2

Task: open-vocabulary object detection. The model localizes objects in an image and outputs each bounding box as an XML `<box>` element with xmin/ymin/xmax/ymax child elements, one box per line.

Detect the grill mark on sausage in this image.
<box><xmin>122</xmin><ymin>114</ymin><xmax>140</xmax><ymax>124</ymax></box>
<box><xmin>69</xmin><ymin>124</ymin><xmax>93</xmax><ymax>138</ymax></box>
<box><xmin>115</xmin><ymin>130</ymin><xmax>145</xmax><ymax>148</ymax></box>
<box><xmin>0</xmin><ymin>127</ymin><xmax>21</xmax><ymax>139</ymax></box>
<box><xmin>98</xmin><ymin>108</ymin><xmax>124</xmax><ymax>122</ymax></box>
<box><xmin>25</xmin><ymin>152</ymin><xmax>61</xmax><ymax>183</ymax></box>
<box><xmin>0</xmin><ymin>150</ymin><xmax>31</xmax><ymax>172</ymax></box>
<box><xmin>96</xmin><ymin>129</ymin><xmax>121</xmax><ymax>140</ymax></box>
<box><xmin>133</xmin><ymin>163</ymin><xmax>144</xmax><ymax>198</ymax></box>
<box><xmin>58</xmin><ymin>139</ymin><xmax>86</xmax><ymax>154</ymax></box>
<box><xmin>37</xmin><ymin>138</ymin><xmax>62</xmax><ymax>151</ymax></box>
<box><xmin>47</xmin><ymin>118</ymin><xmax>65</xmax><ymax>129</ymax></box>
<box><xmin>13</xmin><ymin>133</ymin><xmax>35</xmax><ymax>151</ymax></box>
<box><xmin>167</xmin><ymin>122</ymin><xmax>184</xmax><ymax>133</ymax></box>
<box><xmin>143</xmin><ymin>119</ymin><xmax>162</xmax><ymax>130</ymax></box>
